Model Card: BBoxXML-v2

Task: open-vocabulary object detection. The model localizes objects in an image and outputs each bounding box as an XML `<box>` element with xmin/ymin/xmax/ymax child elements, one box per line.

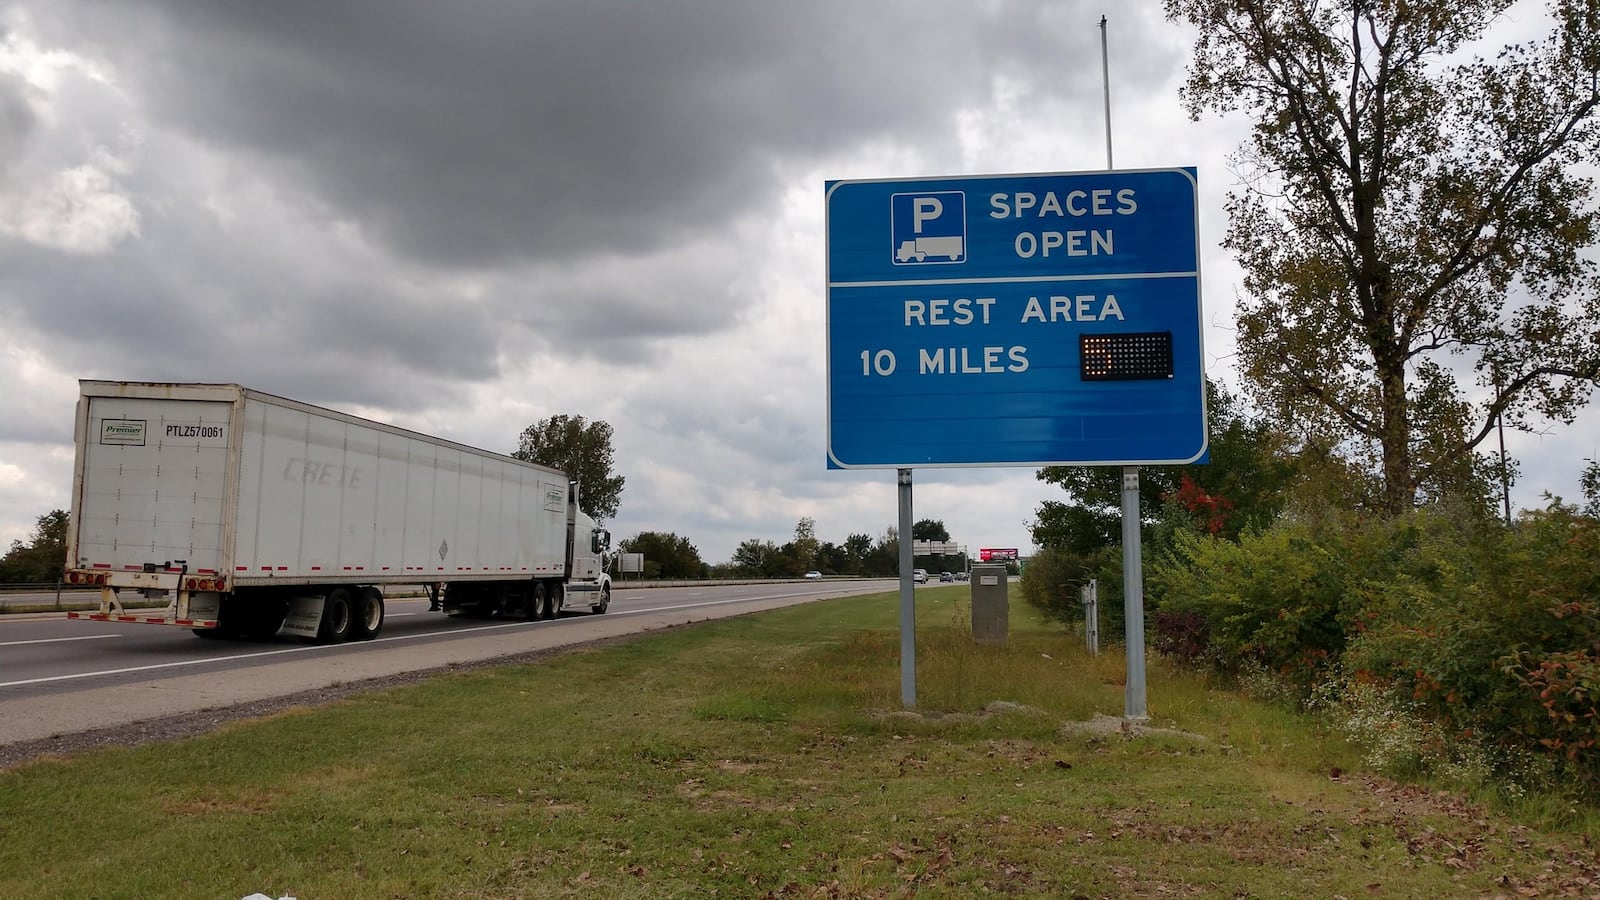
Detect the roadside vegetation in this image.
<box><xmin>1021</xmin><ymin>0</ymin><xmax>1600</xmax><ymax>828</ymax></box>
<box><xmin>7</xmin><ymin>588</ymin><xmax>1600</xmax><ymax>898</ymax></box>
<box><xmin>0</xmin><ymin>509</ymin><xmax>66</xmax><ymax>584</ymax></box>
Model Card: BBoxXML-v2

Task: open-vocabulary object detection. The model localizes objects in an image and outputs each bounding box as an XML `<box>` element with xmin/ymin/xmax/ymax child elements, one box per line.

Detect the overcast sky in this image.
<box><xmin>0</xmin><ymin>1</ymin><xmax>1593</xmax><ymax>565</ymax></box>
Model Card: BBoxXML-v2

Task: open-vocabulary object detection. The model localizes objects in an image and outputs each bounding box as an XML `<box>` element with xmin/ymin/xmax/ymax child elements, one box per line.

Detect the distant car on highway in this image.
<box><xmin>804</xmin><ymin>571</ymin><xmax>822</xmax><ymax>580</ymax></box>
<box><xmin>912</xmin><ymin>569</ymin><xmax>928</xmax><ymax>584</ymax></box>
<box><xmin>955</xmin><ymin>571</ymin><xmax>970</xmax><ymax>582</ymax></box>
<box><xmin>939</xmin><ymin>571</ymin><xmax>954</xmax><ymax>582</ymax></box>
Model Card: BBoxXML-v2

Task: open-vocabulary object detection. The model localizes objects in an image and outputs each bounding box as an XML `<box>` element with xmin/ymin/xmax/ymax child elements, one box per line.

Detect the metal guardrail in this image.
<box><xmin>0</xmin><ymin>582</ymin><xmax>93</xmax><ymax>593</ymax></box>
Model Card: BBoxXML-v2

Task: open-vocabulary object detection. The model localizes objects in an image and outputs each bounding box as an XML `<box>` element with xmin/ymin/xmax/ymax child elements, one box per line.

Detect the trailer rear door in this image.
<box><xmin>75</xmin><ymin>395</ymin><xmax>233</xmax><ymax>574</ymax></box>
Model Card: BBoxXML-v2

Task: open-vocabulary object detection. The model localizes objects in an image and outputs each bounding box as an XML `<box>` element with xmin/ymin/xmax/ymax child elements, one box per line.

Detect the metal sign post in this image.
<box><xmin>1122</xmin><ymin>467</ymin><xmax>1147</xmax><ymax>719</ymax></box>
<box><xmin>897</xmin><ymin>468</ymin><xmax>916</xmax><ymax>707</ymax></box>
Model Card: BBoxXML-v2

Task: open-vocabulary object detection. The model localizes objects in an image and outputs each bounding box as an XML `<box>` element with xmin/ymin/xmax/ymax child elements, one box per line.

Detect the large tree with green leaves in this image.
<box><xmin>730</xmin><ymin>538</ymin><xmax>782</xmax><ymax>577</ymax></box>
<box><xmin>1167</xmin><ymin>0</ymin><xmax>1600</xmax><ymax>513</ymax></box>
<box><xmin>790</xmin><ymin>518</ymin><xmax>820</xmax><ymax>571</ymax></box>
<box><xmin>512</xmin><ymin>414</ymin><xmax>625</xmax><ymax>521</ymax></box>
<box><xmin>0</xmin><ymin>509</ymin><xmax>69</xmax><ymax>583</ymax></box>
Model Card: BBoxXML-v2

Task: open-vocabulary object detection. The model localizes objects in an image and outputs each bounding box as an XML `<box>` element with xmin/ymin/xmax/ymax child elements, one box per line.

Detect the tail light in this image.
<box><xmin>66</xmin><ymin>571</ymin><xmax>110</xmax><ymax>586</ymax></box>
<box><xmin>184</xmin><ymin>577</ymin><xmax>228</xmax><ymax>592</ymax></box>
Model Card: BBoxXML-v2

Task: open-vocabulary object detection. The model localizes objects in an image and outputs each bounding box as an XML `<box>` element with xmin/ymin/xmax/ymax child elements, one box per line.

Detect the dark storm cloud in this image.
<box><xmin>0</xmin><ymin>201</ymin><xmax>498</xmax><ymax>414</ymax></box>
<box><xmin>31</xmin><ymin>1</ymin><xmax>1167</xmax><ymax>269</ymax></box>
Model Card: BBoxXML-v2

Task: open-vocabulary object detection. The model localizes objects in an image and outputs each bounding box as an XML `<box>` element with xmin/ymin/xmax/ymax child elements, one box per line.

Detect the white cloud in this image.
<box><xmin>0</xmin><ymin>162</ymin><xmax>139</xmax><ymax>252</ymax></box>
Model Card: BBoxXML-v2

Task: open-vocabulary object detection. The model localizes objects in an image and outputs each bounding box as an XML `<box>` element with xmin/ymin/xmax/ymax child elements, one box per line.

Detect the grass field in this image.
<box><xmin>3</xmin><ymin>586</ymin><xmax>1599</xmax><ymax>898</ymax></box>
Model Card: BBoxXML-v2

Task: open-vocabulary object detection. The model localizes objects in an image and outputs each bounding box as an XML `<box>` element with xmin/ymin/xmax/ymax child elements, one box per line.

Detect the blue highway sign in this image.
<box><xmin>825</xmin><ymin>168</ymin><xmax>1207</xmax><ymax>468</ymax></box>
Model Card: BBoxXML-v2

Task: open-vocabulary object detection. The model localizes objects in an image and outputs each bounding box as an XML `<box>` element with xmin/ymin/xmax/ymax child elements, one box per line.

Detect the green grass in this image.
<box><xmin>3</xmin><ymin>587</ymin><xmax>1598</xmax><ymax>897</ymax></box>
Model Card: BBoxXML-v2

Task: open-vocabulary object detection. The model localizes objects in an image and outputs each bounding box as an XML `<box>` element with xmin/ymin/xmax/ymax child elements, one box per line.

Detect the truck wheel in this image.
<box><xmin>317</xmin><ymin>588</ymin><xmax>355</xmax><ymax>644</ymax></box>
<box><xmin>351</xmin><ymin>587</ymin><xmax>384</xmax><ymax>641</ymax></box>
<box><xmin>592</xmin><ymin>584</ymin><xmax>610</xmax><ymax>615</ymax></box>
<box><xmin>538</xmin><ymin>582</ymin><xmax>557</xmax><ymax>620</ymax></box>
<box><xmin>530</xmin><ymin>582</ymin><xmax>548</xmax><ymax>620</ymax></box>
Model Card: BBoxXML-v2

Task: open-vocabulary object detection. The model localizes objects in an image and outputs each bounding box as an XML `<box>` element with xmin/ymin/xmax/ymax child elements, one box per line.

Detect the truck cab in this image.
<box><xmin>565</xmin><ymin>492</ymin><xmax>613</xmax><ymax>614</ymax></box>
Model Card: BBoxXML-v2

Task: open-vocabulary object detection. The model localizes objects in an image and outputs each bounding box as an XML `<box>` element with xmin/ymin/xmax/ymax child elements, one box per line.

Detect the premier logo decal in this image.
<box><xmin>99</xmin><ymin>419</ymin><xmax>147</xmax><ymax>446</ymax></box>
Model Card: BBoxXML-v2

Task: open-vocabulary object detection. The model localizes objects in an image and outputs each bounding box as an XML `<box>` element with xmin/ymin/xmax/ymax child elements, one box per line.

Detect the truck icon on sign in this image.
<box><xmin>895</xmin><ymin>236</ymin><xmax>965</xmax><ymax>263</ymax></box>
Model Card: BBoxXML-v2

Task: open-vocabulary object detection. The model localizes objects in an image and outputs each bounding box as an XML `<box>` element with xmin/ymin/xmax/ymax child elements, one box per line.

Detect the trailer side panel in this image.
<box><xmin>232</xmin><ymin>393</ymin><xmax>569</xmax><ymax>584</ymax></box>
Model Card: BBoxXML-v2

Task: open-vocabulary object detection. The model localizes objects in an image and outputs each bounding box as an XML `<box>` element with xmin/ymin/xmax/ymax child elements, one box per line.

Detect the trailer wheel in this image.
<box><xmin>592</xmin><ymin>583</ymin><xmax>610</xmax><ymax>615</ymax></box>
<box><xmin>317</xmin><ymin>588</ymin><xmax>355</xmax><ymax>644</ymax></box>
<box><xmin>539</xmin><ymin>582</ymin><xmax>557</xmax><ymax>620</ymax></box>
<box><xmin>351</xmin><ymin>587</ymin><xmax>384</xmax><ymax>641</ymax></box>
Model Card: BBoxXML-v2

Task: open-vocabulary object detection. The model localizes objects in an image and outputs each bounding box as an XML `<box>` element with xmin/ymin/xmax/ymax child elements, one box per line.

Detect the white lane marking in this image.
<box><xmin>0</xmin><ymin>634</ymin><xmax>122</xmax><ymax>648</ymax></box>
<box><xmin>387</xmin><ymin>612</ymin><xmax>418</xmax><ymax>617</ymax></box>
<box><xmin>0</xmin><ymin>588</ymin><xmax>881</xmax><ymax>689</ymax></box>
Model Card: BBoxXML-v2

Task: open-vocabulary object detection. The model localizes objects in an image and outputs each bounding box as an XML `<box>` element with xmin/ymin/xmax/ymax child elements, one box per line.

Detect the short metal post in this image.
<box><xmin>1085</xmin><ymin>578</ymin><xmax>1099</xmax><ymax>656</ymax></box>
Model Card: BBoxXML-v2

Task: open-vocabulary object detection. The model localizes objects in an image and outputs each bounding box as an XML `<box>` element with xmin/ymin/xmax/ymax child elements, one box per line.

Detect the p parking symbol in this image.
<box><xmin>892</xmin><ymin>191</ymin><xmax>966</xmax><ymax>266</ymax></box>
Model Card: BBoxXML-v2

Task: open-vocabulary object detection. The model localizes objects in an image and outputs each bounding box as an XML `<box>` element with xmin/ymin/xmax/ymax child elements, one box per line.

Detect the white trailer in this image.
<box><xmin>64</xmin><ymin>381</ymin><xmax>612</xmax><ymax>642</ymax></box>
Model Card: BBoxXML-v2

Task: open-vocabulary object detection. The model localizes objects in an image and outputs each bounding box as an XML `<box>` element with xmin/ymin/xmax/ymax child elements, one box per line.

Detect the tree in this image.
<box><xmin>814</xmin><ymin>541</ymin><xmax>850</xmax><ymax>575</ymax></box>
<box><xmin>512</xmin><ymin>414</ymin><xmax>625</xmax><ymax>521</ymax></box>
<box><xmin>0</xmin><ymin>509</ymin><xmax>69</xmax><ymax>583</ymax></box>
<box><xmin>730</xmin><ymin>538</ymin><xmax>782</xmax><ymax>577</ymax></box>
<box><xmin>791</xmin><ymin>517</ymin><xmax>820</xmax><ymax>571</ymax></box>
<box><xmin>1168</xmin><ymin>0</ymin><xmax>1600</xmax><ymax>514</ymax></box>
<box><xmin>844</xmin><ymin>532</ymin><xmax>875</xmax><ymax>572</ymax></box>
<box><xmin>618</xmin><ymin>531</ymin><xmax>705</xmax><ymax>579</ymax></box>
<box><xmin>862</xmin><ymin>526</ymin><xmax>900</xmax><ymax>577</ymax></box>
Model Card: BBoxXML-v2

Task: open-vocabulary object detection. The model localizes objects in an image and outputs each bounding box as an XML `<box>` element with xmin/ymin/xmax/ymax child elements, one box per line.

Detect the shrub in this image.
<box><xmin>1019</xmin><ymin>545</ymin><xmax>1123</xmax><ymax>642</ymax></box>
<box><xmin>1146</xmin><ymin>524</ymin><xmax>1353</xmax><ymax>695</ymax></box>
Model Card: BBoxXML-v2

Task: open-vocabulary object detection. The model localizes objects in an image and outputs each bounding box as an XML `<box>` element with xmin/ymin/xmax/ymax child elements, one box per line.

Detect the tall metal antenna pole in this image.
<box><xmin>1099</xmin><ymin>15</ymin><xmax>1113</xmax><ymax>169</ymax></box>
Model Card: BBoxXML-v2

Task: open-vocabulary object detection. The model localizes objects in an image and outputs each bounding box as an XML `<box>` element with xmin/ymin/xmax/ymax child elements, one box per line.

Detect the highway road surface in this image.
<box><xmin>0</xmin><ymin>579</ymin><xmax>903</xmax><ymax>748</ymax></box>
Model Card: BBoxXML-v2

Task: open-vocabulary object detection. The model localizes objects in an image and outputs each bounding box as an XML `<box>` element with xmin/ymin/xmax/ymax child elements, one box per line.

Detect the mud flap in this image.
<box><xmin>282</xmin><ymin>595</ymin><xmax>326</xmax><ymax>639</ymax></box>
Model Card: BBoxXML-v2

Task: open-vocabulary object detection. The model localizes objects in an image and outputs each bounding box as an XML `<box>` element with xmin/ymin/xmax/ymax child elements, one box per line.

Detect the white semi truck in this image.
<box><xmin>63</xmin><ymin>381</ymin><xmax>613</xmax><ymax>643</ymax></box>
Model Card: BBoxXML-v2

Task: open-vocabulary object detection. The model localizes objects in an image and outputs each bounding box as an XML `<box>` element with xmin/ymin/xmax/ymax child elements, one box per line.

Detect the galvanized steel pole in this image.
<box><xmin>898</xmin><ymin>468</ymin><xmax>917</xmax><ymax>707</ymax></box>
<box><xmin>1122</xmin><ymin>467</ymin><xmax>1148</xmax><ymax>719</ymax></box>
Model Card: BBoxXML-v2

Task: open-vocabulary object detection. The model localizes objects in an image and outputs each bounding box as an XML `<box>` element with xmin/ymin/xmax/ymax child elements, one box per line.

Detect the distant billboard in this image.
<box><xmin>979</xmin><ymin>548</ymin><xmax>1018</xmax><ymax>562</ymax></box>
